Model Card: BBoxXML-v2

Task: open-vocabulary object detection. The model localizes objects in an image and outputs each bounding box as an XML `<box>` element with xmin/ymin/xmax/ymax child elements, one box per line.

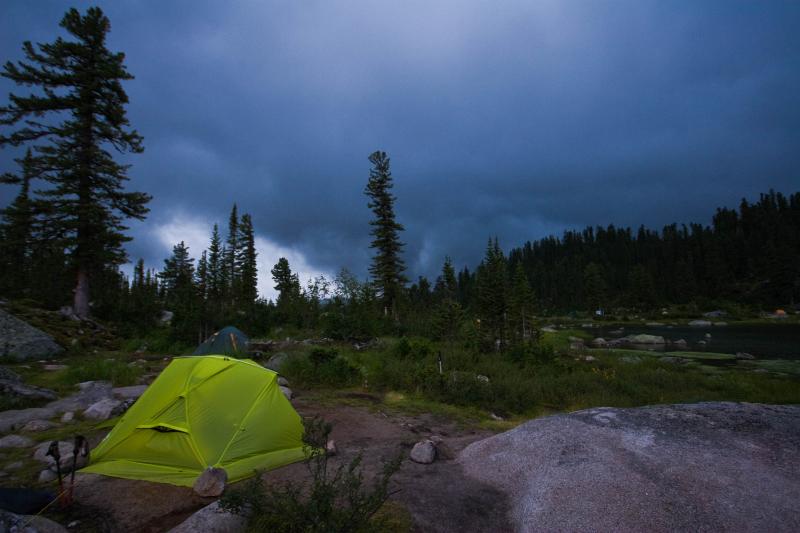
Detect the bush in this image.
<box><xmin>281</xmin><ymin>350</ymin><xmax>360</xmax><ymax>388</ymax></box>
<box><xmin>221</xmin><ymin>417</ymin><xmax>402</xmax><ymax>533</ymax></box>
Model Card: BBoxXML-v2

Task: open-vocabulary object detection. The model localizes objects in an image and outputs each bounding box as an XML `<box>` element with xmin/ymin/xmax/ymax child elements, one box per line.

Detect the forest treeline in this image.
<box><xmin>0</xmin><ymin>7</ymin><xmax>798</xmax><ymax>350</ymax></box>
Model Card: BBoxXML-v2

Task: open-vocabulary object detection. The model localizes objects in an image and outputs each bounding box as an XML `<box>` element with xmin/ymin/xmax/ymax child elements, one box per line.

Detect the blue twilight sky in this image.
<box><xmin>1</xmin><ymin>1</ymin><xmax>799</xmax><ymax>299</ymax></box>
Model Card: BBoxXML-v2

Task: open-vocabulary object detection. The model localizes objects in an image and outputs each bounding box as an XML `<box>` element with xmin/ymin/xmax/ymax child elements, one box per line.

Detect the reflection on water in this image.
<box><xmin>586</xmin><ymin>324</ymin><xmax>800</xmax><ymax>359</ymax></box>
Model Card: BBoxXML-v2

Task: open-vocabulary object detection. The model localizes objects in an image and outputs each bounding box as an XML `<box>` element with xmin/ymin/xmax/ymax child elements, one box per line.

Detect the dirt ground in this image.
<box><xmin>66</xmin><ymin>392</ymin><xmax>510</xmax><ymax>532</ymax></box>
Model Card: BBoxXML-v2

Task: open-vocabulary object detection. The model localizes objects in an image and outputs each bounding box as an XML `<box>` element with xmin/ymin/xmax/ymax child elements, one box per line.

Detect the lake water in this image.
<box><xmin>585</xmin><ymin>324</ymin><xmax>800</xmax><ymax>359</ymax></box>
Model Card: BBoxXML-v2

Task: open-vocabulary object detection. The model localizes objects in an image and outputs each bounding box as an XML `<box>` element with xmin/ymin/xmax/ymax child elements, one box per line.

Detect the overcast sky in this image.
<box><xmin>1</xmin><ymin>1</ymin><xmax>798</xmax><ymax>299</ymax></box>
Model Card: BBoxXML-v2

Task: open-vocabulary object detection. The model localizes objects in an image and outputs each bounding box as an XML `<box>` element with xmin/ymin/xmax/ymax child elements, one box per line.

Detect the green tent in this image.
<box><xmin>81</xmin><ymin>356</ymin><xmax>306</xmax><ymax>486</ymax></box>
<box><xmin>193</xmin><ymin>326</ymin><xmax>249</xmax><ymax>356</ymax></box>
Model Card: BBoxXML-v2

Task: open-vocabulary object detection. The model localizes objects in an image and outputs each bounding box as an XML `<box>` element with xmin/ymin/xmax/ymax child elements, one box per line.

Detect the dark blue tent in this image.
<box><xmin>193</xmin><ymin>326</ymin><xmax>249</xmax><ymax>356</ymax></box>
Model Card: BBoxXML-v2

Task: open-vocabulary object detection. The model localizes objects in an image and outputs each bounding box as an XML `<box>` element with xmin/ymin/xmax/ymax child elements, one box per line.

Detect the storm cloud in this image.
<box><xmin>1</xmin><ymin>1</ymin><xmax>799</xmax><ymax>298</ymax></box>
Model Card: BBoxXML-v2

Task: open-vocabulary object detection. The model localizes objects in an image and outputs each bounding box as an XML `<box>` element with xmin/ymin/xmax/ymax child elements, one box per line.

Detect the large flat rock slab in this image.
<box><xmin>0</xmin><ymin>308</ymin><xmax>63</xmax><ymax>360</ymax></box>
<box><xmin>459</xmin><ymin>402</ymin><xmax>800</xmax><ymax>532</ymax></box>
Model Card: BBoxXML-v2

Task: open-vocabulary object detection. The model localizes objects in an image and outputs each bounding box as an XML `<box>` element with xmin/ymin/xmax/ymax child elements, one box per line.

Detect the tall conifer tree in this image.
<box><xmin>364</xmin><ymin>150</ymin><xmax>406</xmax><ymax>316</ymax></box>
<box><xmin>0</xmin><ymin>7</ymin><xmax>149</xmax><ymax>316</ymax></box>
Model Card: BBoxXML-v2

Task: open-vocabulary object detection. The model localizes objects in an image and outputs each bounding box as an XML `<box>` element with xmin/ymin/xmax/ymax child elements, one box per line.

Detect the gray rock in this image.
<box><xmin>0</xmin><ymin>309</ymin><xmax>64</xmax><ymax>360</ymax></box>
<box><xmin>460</xmin><ymin>402</ymin><xmax>800</xmax><ymax>532</ymax></box>
<box><xmin>476</xmin><ymin>374</ymin><xmax>490</xmax><ymax>384</ymax></box>
<box><xmin>264</xmin><ymin>352</ymin><xmax>289</xmax><ymax>371</ymax></box>
<box><xmin>0</xmin><ymin>434</ymin><xmax>34</xmax><ymax>448</ymax></box>
<box><xmin>410</xmin><ymin>440</ymin><xmax>436</xmax><ymax>464</ymax></box>
<box><xmin>0</xmin><ymin>407</ymin><xmax>57</xmax><ymax>434</ymax></box>
<box><xmin>688</xmin><ymin>319</ymin><xmax>712</xmax><ymax>327</ymax></box>
<box><xmin>0</xmin><ymin>379</ymin><xmax>58</xmax><ymax>402</ymax></box>
<box><xmin>590</xmin><ymin>338</ymin><xmax>607</xmax><ymax>347</ymax></box>
<box><xmin>112</xmin><ymin>385</ymin><xmax>147</xmax><ymax>399</ymax></box>
<box><xmin>672</xmin><ymin>338</ymin><xmax>688</xmax><ymax>347</ymax></box>
<box><xmin>22</xmin><ymin>419</ymin><xmax>56</xmax><ymax>432</ymax></box>
<box><xmin>279</xmin><ymin>386</ymin><xmax>293</xmax><ymax>401</ymax></box>
<box><xmin>325</xmin><ymin>439</ymin><xmax>337</xmax><ymax>455</ymax></box>
<box><xmin>705</xmin><ymin>333</ymin><xmax>712</xmax><ymax>339</ymax></box>
<box><xmin>736</xmin><ymin>352</ymin><xmax>756</xmax><ymax>360</ymax></box>
<box><xmin>5</xmin><ymin>461</ymin><xmax>22</xmax><ymax>470</ymax></box>
<box><xmin>159</xmin><ymin>310</ymin><xmax>174</xmax><ymax>325</ymax></box>
<box><xmin>276</xmin><ymin>376</ymin><xmax>289</xmax><ymax>387</ymax></box>
<box><xmin>38</xmin><ymin>468</ymin><xmax>58</xmax><ymax>483</ymax></box>
<box><xmin>0</xmin><ymin>508</ymin><xmax>68</xmax><ymax>533</ymax></box>
<box><xmin>83</xmin><ymin>398</ymin><xmax>121</xmax><ymax>421</ymax></box>
<box><xmin>625</xmin><ymin>334</ymin><xmax>666</xmax><ymax>344</ymax></box>
<box><xmin>192</xmin><ymin>467</ymin><xmax>227</xmax><ymax>497</ymax></box>
<box><xmin>0</xmin><ymin>366</ymin><xmax>22</xmax><ymax>382</ymax></box>
<box><xmin>60</xmin><ymin>412</ymin><xmax>74</xmax><ymax>423</ymax></box>
<box><xmin>167</xmin><ymin>501</ymin><xmax>245</xmax><ymax>533</ymax></box>
<box><xmin>111</xmin><ymin>398</ymin><xmax>136</xmax><ymax>417</ymax></box>
<box><xmin>0</xmin><ymin>380</ymin><xmax>113</xmax><ymax>433</ymax></box>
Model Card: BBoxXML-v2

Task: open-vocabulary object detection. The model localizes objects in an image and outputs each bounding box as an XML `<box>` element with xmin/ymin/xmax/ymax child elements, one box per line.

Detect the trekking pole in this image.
<box><xmin>67</xmin><ymin>435</ymin><xmax>89</xmax><ymax>505</ymax></box>
<box><xmin>45</xmin><ymin>441</ymin><xmax>64</xmax><ymax>508</ymax></box>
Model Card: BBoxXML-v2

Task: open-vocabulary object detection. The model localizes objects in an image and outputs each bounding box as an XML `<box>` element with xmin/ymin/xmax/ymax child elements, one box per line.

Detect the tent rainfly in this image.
<box><xmin>80</xmin><ymin>356</ymin><xmax>306</xmax><ymax>486</ymax></box>
<box><xmin>193</xmin><ymin>326</ymin><xmax>249</xmax><ymax>356</ymax></box>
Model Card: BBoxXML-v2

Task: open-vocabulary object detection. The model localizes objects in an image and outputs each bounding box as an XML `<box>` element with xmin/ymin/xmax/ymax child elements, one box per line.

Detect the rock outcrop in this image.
<box><xmin>460</xmin><ymin>402</ymin><xmax>800</xmax><ymax>532</ymax></box>
<box><xmin>168</xmin><ymin>501</ymin><xmax>245</xmax><ymax>533</ymax></box>
<box><xmin>0</xmin><ymin>309</ymin><xmax>63</xmax><ymax>360</ymax></box>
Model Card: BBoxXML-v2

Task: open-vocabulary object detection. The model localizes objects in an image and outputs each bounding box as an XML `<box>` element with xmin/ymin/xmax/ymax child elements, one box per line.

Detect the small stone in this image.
<box><xmin>22</xmin><ymin>419</ymin><xmax>56</xmax><ymax>432</ymax></box>
<box><xmin>476</xmin><ymin>374</ymin><xmax>490</xmax><ymax>384</ymax></box>
<box><xmin>68</xmin><ymin>520</ymin><xmax>80</xmax><ymax>528</ymax></box>
<box><xmin>61</xmin><ymin>411</ymin><xmax>74</xmax><ymax>423</ymax></box>
<box><xmin>582</xmin><ymin>355</ymin><xmax>597</xmax><ymax>362</ymax></box>
<box><xmin>0</xmin><ymin>434</ymin><xmax>34</xmax><ymax>448</ymax></box>
<box><xmin>410</xmin><ymin>440</ymin><xmax>436</xmax><ymax>464</ymax></box>
<box><xmin>672</xmin><ymin>339</ymin><xmax>688</xmax><ymax>347</ymax></box>
<box><xmin>277</xmin><ymin>376</ymin><xmax>289</xmax><ymax>387</ymax></box>
<box><xmin>705</xmin><ymin>333</ymin><xmax>712</xmax><ymax>339</ymax></box>
<box><xmin>5</xmin><ymin>461</ymin><xmax>22</xmax><ymax>470</ymax></box>
<box><xmin>325</xmin><ymin>439</ymin><xmax>337</xmax><ymax>456</ymax></box>
<box><xmin>489</xmin><ymin>413</ymin><xmax>504</xmax><ymax>421</ymax></box>
<box><xmin>591</xmin><ymin>338</ymin><xmax>607</xmax><ymax>347</ymax></box>
<box><xmin>736</xmin><ymin>352</ymin><xmax>756</xmax><ymax>360</ymax></box>
<box><xmin>279</xmin><ymin>386</ymin><xmax>293</xmax><ymax>401</ymax></box>
<box><xmin>193</xmin><ymin>467</ymin><xmax>227</xmax><ymax>497</ymax></box>
<box><xmin>38</xmin><ymin>469</ymin><xmax>58</xmax><ymax>483</ymax></box>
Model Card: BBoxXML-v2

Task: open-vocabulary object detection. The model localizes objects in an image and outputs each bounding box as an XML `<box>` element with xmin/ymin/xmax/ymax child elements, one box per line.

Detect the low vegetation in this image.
<box><xmin>278</xmin><ymin>338</ymin><xmax>800</xmax><ymax>418</ymax></box>
<box><xmin>221</xmin><ymin>417</ymin><xmax>403</xmax><ymax>533</ymax></box>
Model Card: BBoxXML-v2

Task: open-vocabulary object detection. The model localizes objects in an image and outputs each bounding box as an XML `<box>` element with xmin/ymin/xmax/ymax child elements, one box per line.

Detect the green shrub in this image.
<box><xmin>281</xmin><ymin>351</ymin><xmax>360</xmax><ymax>388</ymax></box>
<box><xmin>221</xmin><ymin>417</ymin><xmax>403</xmax><ymax>533</ymax></box>
<box><xmin>391</xmin><ymin>337</ymin><xmax>434</xmax><ymax>360</ymax></box>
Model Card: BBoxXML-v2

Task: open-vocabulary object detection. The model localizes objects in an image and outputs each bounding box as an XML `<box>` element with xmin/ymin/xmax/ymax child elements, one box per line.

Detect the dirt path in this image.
<box><xmin>70</xmin><ymin>393</ymin><xmax>511</xmax><ymax>532</ymax></box>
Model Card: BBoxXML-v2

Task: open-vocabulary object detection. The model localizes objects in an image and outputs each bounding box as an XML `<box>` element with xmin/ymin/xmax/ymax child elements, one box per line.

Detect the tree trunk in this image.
<box><xmin>74</xmin><ymin>268</ymin><xmax>90</xmax><ymax>318</ymax></box>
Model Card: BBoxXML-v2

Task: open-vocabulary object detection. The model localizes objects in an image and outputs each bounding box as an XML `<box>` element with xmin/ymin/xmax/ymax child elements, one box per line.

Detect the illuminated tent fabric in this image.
<box><xmin>193</xmin><ymin>326</ymin><xmax>249</xmax><ymax>356</ymax></box>
<box><xmin>80</xmin><ymin>356</ymin><xmax>306</xmax><ymax>486</ymax></box>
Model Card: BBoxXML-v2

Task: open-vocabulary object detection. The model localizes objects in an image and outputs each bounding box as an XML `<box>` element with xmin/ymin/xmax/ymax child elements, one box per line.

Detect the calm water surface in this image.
<box><xmin>586</xmin><ymin>324</ymin><xmax>800</xmax><ymax>359</ymax></box>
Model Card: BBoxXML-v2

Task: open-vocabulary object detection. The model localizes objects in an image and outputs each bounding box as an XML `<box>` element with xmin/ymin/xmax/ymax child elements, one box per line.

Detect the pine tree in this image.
<box><xmin>0</xmin><ymin>150</ymin><xmax>35</xmax><ymax>296</ymax></box>
<box><xmin>236</xmin><ymin>213</ymin><xmax>258</xmax><ymax>306</ymax></box>
<box><xmin>271</xmin><ymin>257</ymin><xmax>300</xmax><ymax>307</ymax></box>
<box><xmin>159</xmin><ymin>242</ymin><xmax>198</xmax><ymax>341</ymax></box>
<box><xmin>583</xmin><ymin>262</ymin><xmax>607</xmax><ymax>312</ymax></box>
<box><xmin>476</xmin><ymin>238</ymin><xmax>508</xmax><ymax>349</ymax></box>
<box><xmin>508</xmin><ymin>262</ymin><xmax>534</xmax><ymax>342</ymax></box>
<box><xmin>226</xmin><ymin>204</ymin><xmax>239</xmax><ymax>303</ymax></box>
<box><xmin>0</xmin><ymin>7</ymin><xmax>149</xmax><ymax>317</ymax></box>
<box><xmin>433</xmin><ymin>257</ymin><xmax>463</xmax><ymax>342</ymax></box>
<box><xmin>364</xmin><ymin>150</ymin><xmax>406</xmax><ymax>317</ymax></box>
<box><xmin>208</xmin><ymin>224</ymin><xmax>223</xmax><ymax>303</ymax></box>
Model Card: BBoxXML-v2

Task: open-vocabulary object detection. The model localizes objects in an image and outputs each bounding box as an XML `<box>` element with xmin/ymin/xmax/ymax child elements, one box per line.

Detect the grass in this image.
<box><xmin>280</xmin><ymin>339</ymin><xmax>800</xmax><ymax>418</ymax></box>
